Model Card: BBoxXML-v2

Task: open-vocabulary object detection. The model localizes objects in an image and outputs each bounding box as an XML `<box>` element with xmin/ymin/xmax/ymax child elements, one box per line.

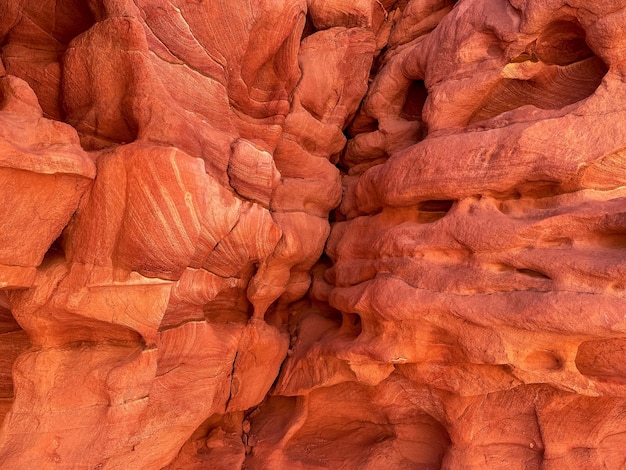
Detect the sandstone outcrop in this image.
<box><xmin>1</xmin><ymin>0</ymin><xmax>625</xmax><ymax>468</ymax></box>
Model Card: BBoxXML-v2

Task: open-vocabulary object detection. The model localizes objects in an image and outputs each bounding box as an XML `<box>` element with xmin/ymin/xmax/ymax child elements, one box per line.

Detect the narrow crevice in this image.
<box><xmin>224</xmin><ymin>351</ymin><xmax>239</xmax><ymax>412</ymax></box>
<box><xmin>301</xmin><ymin>13</ymin><xmax>318</xmax><ymax>40</ymax></box>
<box><xmin>515</xmin><ymin>268</ymin><xmax>552</xmax><ymax>280</ymax></box>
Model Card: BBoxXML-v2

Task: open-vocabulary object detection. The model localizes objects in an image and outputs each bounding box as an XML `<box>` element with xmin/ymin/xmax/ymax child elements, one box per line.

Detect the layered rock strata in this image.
<box><xmin>1</xmin><ymin>0</ymin><xmax>625</xmax><ymax>469</ymax></box>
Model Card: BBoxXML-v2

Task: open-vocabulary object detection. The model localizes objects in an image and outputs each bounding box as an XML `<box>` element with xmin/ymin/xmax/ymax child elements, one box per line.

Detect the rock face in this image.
<box><xmin>1</xmin><ymin>0</ymin><xmax>626</xmax><ymax>468</ymax></box>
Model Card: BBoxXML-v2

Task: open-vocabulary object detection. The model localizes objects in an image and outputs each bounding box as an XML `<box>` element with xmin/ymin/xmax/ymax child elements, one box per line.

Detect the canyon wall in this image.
<box><xmin>1</xmin><ymin>0</ymin><xmax>626</xmax><ymax>468</ymax></box>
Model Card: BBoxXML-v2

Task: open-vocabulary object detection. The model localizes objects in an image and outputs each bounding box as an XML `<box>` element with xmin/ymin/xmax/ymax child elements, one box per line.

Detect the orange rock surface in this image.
<box><xmin>1</xmin><ymin>0</ymin><xmax>626</xmax><ymax>468</ymax></box>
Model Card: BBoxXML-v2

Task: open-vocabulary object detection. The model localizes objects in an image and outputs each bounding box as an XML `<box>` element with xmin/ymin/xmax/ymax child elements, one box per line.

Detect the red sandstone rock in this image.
<box><xmin>0</xmin><ymin>75</ymin><xmax>94</xmax><ymax>290</ymax></box>
<box><xmin>1</xmin><ymin>0</ymin><xmax>626</xmax><ymax>469</ymax></box>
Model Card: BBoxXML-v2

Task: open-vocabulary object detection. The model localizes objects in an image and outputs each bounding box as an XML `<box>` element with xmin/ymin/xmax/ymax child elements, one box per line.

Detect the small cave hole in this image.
<box><xmin>515</xmin><ymin>268</ymin><xmax>551</xmax><ymax>280</ymax></box>
<box><xmin>590</xmin><ymin>232</ymin><xmax>626</xmax><ymax>250</ymax></box>
<box><xmin>511</xmin><ymin>181</ymin><xmax>564</xmax><ymax>199</ymax></box>
<box><xmin>417</xmin><ymin>200</ymin><xmax>455</xmax><ymax>222</ymax></box>
<box><xmin>341</xmin><ymin>313</ymin><xmax>362</xmax><ymax>338</ymax></box>
<box><xmin>418</xmin><ymin>200</ymin><xmax>455</xmax><ymax>212</ymax></box>
<box><xmin>401</xmin><ymin>80</ymin><xmax>428</xmax><ymax>122</ymax></box>
<box><xmin>46</xmin><ymin>232</ymin><xmax>67</xmax><ymax>260</ymax></box>
<box><xmin>523</xmin><ymin>350</ymin><xmax>563</xmax><ymax>371</ymax></box>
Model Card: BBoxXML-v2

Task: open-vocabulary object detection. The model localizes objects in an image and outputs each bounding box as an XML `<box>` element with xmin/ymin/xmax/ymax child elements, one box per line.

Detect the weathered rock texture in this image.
<box><xmin>1</xmin><ymin>0</ymin><xmax>625</xmax><ymax>468</ymax></box>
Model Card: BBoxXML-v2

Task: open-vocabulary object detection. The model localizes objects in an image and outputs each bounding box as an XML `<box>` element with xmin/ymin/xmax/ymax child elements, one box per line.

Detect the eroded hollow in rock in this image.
<box><xmin>416</xmin><ymin>199</ymin><xmax>455</xmax><ymax>222</ymax></box>
<box><xmin>575</xmin><ymin>339</ymin><xmax>626</xmax><ymax>384</ymax></box>
<box><xmin>340</xmin><ymin>313</ymin><xmax>362</xmax><ymax>338</ymax></box>
<box><xmin>534</xmin><ymin>19</ymin><xmax>595</xmax><ymax>66</ymax></box>
<box><xmin>470</xmin><ymin>18</ymin><xmax>608</xmax><ymax>123</ymax></box>
<box><xmin>401</xmin><ymin>80</ymin><xmax>428</xmax><ymax>121</ymax></box>
<box><xmin>282</xmin><ymin>383</ymin><xmax>452</xmax><ymax>469</ymax></box>
<box><xmin>523</xmin><ymin>350</ymin><xmax>563</xmax><ymax>371</ymax></box>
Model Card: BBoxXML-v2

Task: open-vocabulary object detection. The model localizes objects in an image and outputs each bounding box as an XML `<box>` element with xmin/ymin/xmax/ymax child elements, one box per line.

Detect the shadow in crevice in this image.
<box><xmin>515</xmin><ymin>268</ymin><xmax>552</xmax><ymax>280</ymax></box>
<box><xmin>401</xmin><ymin>80</ymin><xmax>428</xmax><ymax>122</ymax></box>
<box><xmin>340</xmin><ymin>312</ymin><xmax>362</xmax><ymax>338</ymax></box>
<box><xmin>417</xmin><ymin>199</ymin><xmax>455</xmax><ymax>222</ymax></box>
<box><xmin>1</xmin><ymin>0</ymin><xmax>96</xmax><ymax>121</ymax></box>
<box><xmin>301</xmin><ymin>12</ymin><xmax>318</xmax><ymax>40</ymax></box>
<box><xmin>0</xmin><ymin>291</ymin><xmax>29</xmax><ymax>427</ymax></box>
